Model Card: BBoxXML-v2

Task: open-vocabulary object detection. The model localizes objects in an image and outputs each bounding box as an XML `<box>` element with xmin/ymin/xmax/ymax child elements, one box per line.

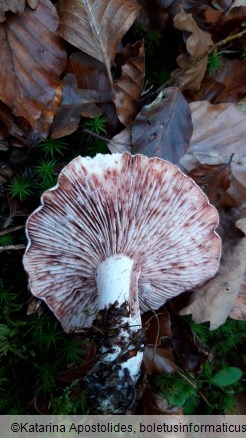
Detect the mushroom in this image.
<box><xmin>23</xmin><ymin>152</ymin><xmax>221</xmax><ymax>392</ymax></box>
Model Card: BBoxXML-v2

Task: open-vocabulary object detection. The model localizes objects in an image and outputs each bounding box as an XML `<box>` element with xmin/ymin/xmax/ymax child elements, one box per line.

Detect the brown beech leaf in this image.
<box><xmin>50</xmin><ymin>74</ymin><xmax>102</xmax><ymax>139</ymax></box>
<box><xmin>143</xmin><ymin>345</ymin><xmax>178</xmax><ymax>374</ymax></box>
<box><xmin>142</xmin><ymin>308</ymin><xmax>173</xmax><ymax>345</ymax></box>
<box><xmin>172</xmin><ymin>7</ymin><xmax>213</xmax><ymax>90</ymax></box>
<box><xmin>57</xmin><ymin>0</ymin><xmax>140</xmax><ymax>81</ymax></box>
<box><xmin>68</xmin><ymin>52</ymin><xmax>112</xmax><ymax>101</ymax></box>
<box><xmin>180</xmin><ymin>101</ymin><xmax>246</xmax><ymax>211</ymax></box>
<box><xmin>108</xmin><ymin>127</ymin><xmax>132</xmax><ymax>153</ymax></box>
<box><xmin>212</xmin><ymin>59</ymin><xmax>246</xmax><ymax>104</ymax></box>
<box><xmin>67</xmin><ymin>52</ymin><xmax>118</xmax><ymax>132</ymax></box>
<box><xmin>184</xmin><ymin>76</ymin><xmax>225</xmax><ymax>103</ymax></box>
<box><xmin>135</xmin><ymin>0</ymin><xmax>170</xmax><ymax>32</ymax></box>
<box><xmin>113</xmin><ymin>41</ymin><xmax>145</xmax><ymax>126</ymax></box>
<box><xmin>180</xmin><ymin>218</ymin><xmax>246</xmax><ymax>329</ymax></box>
<box><xmin>0</xmin><ymin>0</ymin><xmax>66</xmax><ymax>136</ymax></box>
<box><xmin>0</xmin><ymin>0</ymin><xmax>38</xmax><ymax>22</ymax></box>
<box><xmin>0</xmin><ymin>101</ymin><xmax>25</xmax><ymax>141</ymax></box>
<box><xmin>188</xmin><ymin>162</ymin><xmax>232</xmax><ymax>208</ymax></box>
<box><xmin>131</xmin><ymin>87</ymin><xmax>192</xmax><ymax>162</ymax></box>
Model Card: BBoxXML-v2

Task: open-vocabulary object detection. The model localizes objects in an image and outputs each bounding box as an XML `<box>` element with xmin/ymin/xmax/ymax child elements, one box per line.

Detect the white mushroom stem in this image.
<box><xmin>96</xmin><ymin>254</ymin><xmax>143</xmax><ymax>382</ymax></box>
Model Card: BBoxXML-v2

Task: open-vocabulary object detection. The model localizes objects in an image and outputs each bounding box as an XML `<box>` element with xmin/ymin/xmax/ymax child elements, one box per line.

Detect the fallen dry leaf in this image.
<box><xmin>113</xmin><ymin>41</ymin><xmax>145</xmax><ymax>126</ymax></box>
<box><xmin>50</xmin><ymin>74</ymin><xmax>102</xmax><ymax>139</ymax></box>
<box><xmin>180</xmin><ymin>101</ymin><xmax>246</xmax><ymax>212</ymax></box>
<box><xmin>142</xmin><ymin>308</ymin><xmax>173</xmax><ymax>345</ymax></box>
<box><xmin>131</xmin><ymin>87</ymin><xmax>192</xmax><ymax>162</ymax></box>
<box><xmin>172</xmin><ymin>7</ymin><xmax>213</xmax><ymax>90</ymax></box>
<box><xmin>108</xmin><ymin>87</ymin><xmax>192</xmax><ymax>161</ymax></box>
<box><xmin>108</xmin><ymin>127</ymin><xmax>132</xmax><ymax>154</ymax></box>
<box><xmin>143</xmin><ymin>345</ymin><xmax>178</xmax><ymax>375</ymax></box>
<box><xmin>57</xmin><ymin>0</ymin><xmax>140</xmax><ymax>81</ymax></box>
<box><xmin>68</xmin><ymin>41</ymin><xmax>145</xmax><ymax>128</ymax></box>
<box><xmin>135</xmin><ymin>0</ymin><xmax>169</xmax><ymax>32</ymax></box>
<box><xmin>67</xmin><ymin>51</ymin><xmax>118</xmax><ymax>132</ymax></box>
<box><xmin>212</xmin><ymin>59</ymin><xmax>246</xmax><ymax>104</ymax></box>
<box><xmin>0</xmin><ymin>101</ymin><xmax>24</xmax><ymax>139</ymax></box>
<box><xmin>0</xmin><ymin>0</ymin><xmax>66</xmax><ymax>135</ymax></box>
<box><xmin>0</xmin><ymin>0</ymin><xmax>38</xmax><ymax>22</ymax></box>
<box><xmin>180</xmin><ymin>218</ymin><xmax>246</xmax><ymax>329</ymax></box>
<box><xmin>188</xmin><ymin>162</ymin><xmax>232</xmax><ymax>208</ymax></box>
<box><xmin>184</xmin><ymin>76</ymin><xmax>225</xmax><ymax>103</ymax></box>
<box><xmin>68</xmin><ymin>52</ymin><xmax>112</xmax><ymax>101</ymax></box>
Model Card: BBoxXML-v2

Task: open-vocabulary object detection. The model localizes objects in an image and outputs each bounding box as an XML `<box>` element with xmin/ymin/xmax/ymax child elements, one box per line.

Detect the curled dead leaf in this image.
<box><xmin>113</xmin><ymin>41</ymin><xmax>145</xmax><ymax>126</ymax></box>
<box><xmin>57</xmin><ymin>0</ymin><xmax>140</xmax><ymax>82</ymax></box>
<box><xmin>172</xmin><ymin>7</ymin><xmax>213</xmax><ymax>90</ymax></box>
<box><xmin>108</xmin><ymin>127</ymin><xmax>132</xmax><ymax>153</ymax></box>
<box><xmin>143</xmin><ymin>345</ymin><xmax>178</xmax><ymax>375</ymax></box>
<box><xmin>188</xmin><ymin>162</ymin><xmax>232</xmax><ymax>208</ymax></box>
<box><xmin>0</xmin><ymin>0</ymin><xmax>38</xmax><ymax>22</ymax></box>
<box><xmin>0</xmin><ymin>0</ymin><xmax>66</xmax><ymax>135</ymax></box>
<box><xmin>132</xmin><ymin>88</ymin><xmax>192</xmax><ymax>162</ymax></box>
<box><xmin>180</xmin><ymin>101</ymin><xmax>246</xmax><ymax>212</ymax></box>
<box><xmin>50</xmin><ymin>74</ymin><xmax>102</xmax><ymax>139</ymax></box>
<box><xmin>180</xmin><ymin>218</ymin><xmax>246</xmax><ymax>329</ymax></box>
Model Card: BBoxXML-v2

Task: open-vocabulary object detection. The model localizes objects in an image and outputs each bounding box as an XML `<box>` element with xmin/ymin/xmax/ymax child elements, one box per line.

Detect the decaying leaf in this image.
<box><xmin>68</xmin><ymin>52</ymin><xmax>112</xmax><ymax>101</ymax></box>
<box><xmin>180</xmin><ymin>219</ymin><xmax>246</xmax><ymax>329</ymax></box>
<box><xmin>188</xmin><ymin>162</ymin><xmax>232</xmax><ymax>208</ymax></box>
<box><xmin>132</xmin><ymin>88</ymin><xmax>192</xmax><ymax>162</ymax></box>
<box><xmin>109</xmin><ymin>87</ymin><xmax>192</xmax><ymax>161</ymax></box>
<box><xmin>143</xmin><ymin>345</ymin><xmax>178</xmax><ymax>374</ymax></box>
<box><xmin>108</xmin><ymin>127</ymin><xmax>132</xmax><ymax>153</ymax></box>
<box><xmin>172</xmin><ymin>7</ymin><xmax>213</xmax><ymax>90</ymax></box>
<box><xmin>143</xmin><ymin>308</ymin><xmax>173</xmax><ymax>345</ymax></box>
<box><xmin>113</xmin><ymin>41</ymin><xmax>145</xmax><ymax>126</ymax></box>
<box><xmin>57</xmin><ymin>0</ymin><xmax>140</xmax><ymax>81</ymax></box>
<box><xmin>180</xmin><ymin>101</ymin><xmax>246</xmax><ymax>211</ymax></box>
<box><xmin>68</xmin><ymin>41</ymin><xmax>145</xmax><ymax>128</ymax></box>
<box><xmin>212</xmin><ymin>59</ymin><xmax>246</xmax><ymax>104</ymax></box>
<box><xmin>67</xmin><ymin>51</ymin><xmax>118</xmax><ymax>132</ymax></box>
<box><xmin>0</xmin><ymin>0</ymin><xmax>66</xmax><ymax>135</ymax></box>
<box><xmin>0</xmin><ymin>0</ymin><xmax>38</xmax><ymax>22</ymax></box>
<box><xmin>50</xmin><ymin>74</ymin><xmax>102</xmax><ymax>139</ymax></box>
<box><xmin>0</xmin><ymin>101</ymin><xmax>25</xmax><ymax>141</ymax></box>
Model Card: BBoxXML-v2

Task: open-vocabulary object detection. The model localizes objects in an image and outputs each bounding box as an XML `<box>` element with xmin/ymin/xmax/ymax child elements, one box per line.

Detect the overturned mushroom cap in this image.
<box><xmin>23</xmin><ymin>153</ymin><xmax>221</xmax><ymax>331</ymax></box>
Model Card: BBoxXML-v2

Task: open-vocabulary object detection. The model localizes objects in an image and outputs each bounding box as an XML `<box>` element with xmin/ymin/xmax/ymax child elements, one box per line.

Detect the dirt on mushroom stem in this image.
<box><xmin>82</xmin><ymin>301</ymin><xmax>145</xmax><ymax>414</ymax></box>
<box><xmin>82</xmin><ymin>253</ymin><xmax>144</xmax><ymax>414</ymax></box>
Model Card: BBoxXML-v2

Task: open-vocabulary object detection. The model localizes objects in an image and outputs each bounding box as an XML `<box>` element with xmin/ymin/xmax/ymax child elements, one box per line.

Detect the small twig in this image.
<box><xmin>0</xmin><ymin>225</ymin><xmax>25</xmax><ymax>236</ymax></box>
<box><xmin>142</xmin><ymin>28</ymin><xmax>246</xmax><ymax>105</ymax></box>
<box><xmin>0</xmin><ymin>244</ymin><xmax>25</xmax><ymax>252</ymax></box>
<box><xmin>166</xmin><ymin>29</ymin><xmax>246</xmax><ymax>88</ymax></box>
<box><xmin>82</xmin><ymin>129</ymin><xmax>131</xmax><ymax>147</ymax></box>
<box><xmin>82</xmin><ymin>129</ymin><xmax>109</xmax><ymax>143</ymax></box>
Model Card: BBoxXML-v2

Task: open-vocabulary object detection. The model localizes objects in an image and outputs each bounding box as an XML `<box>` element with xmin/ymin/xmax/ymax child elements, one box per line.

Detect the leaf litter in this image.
<box><xmin>0</xmin><ymin>0</ymin><xmax>246</xmax><ymax>415</ymax></box>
